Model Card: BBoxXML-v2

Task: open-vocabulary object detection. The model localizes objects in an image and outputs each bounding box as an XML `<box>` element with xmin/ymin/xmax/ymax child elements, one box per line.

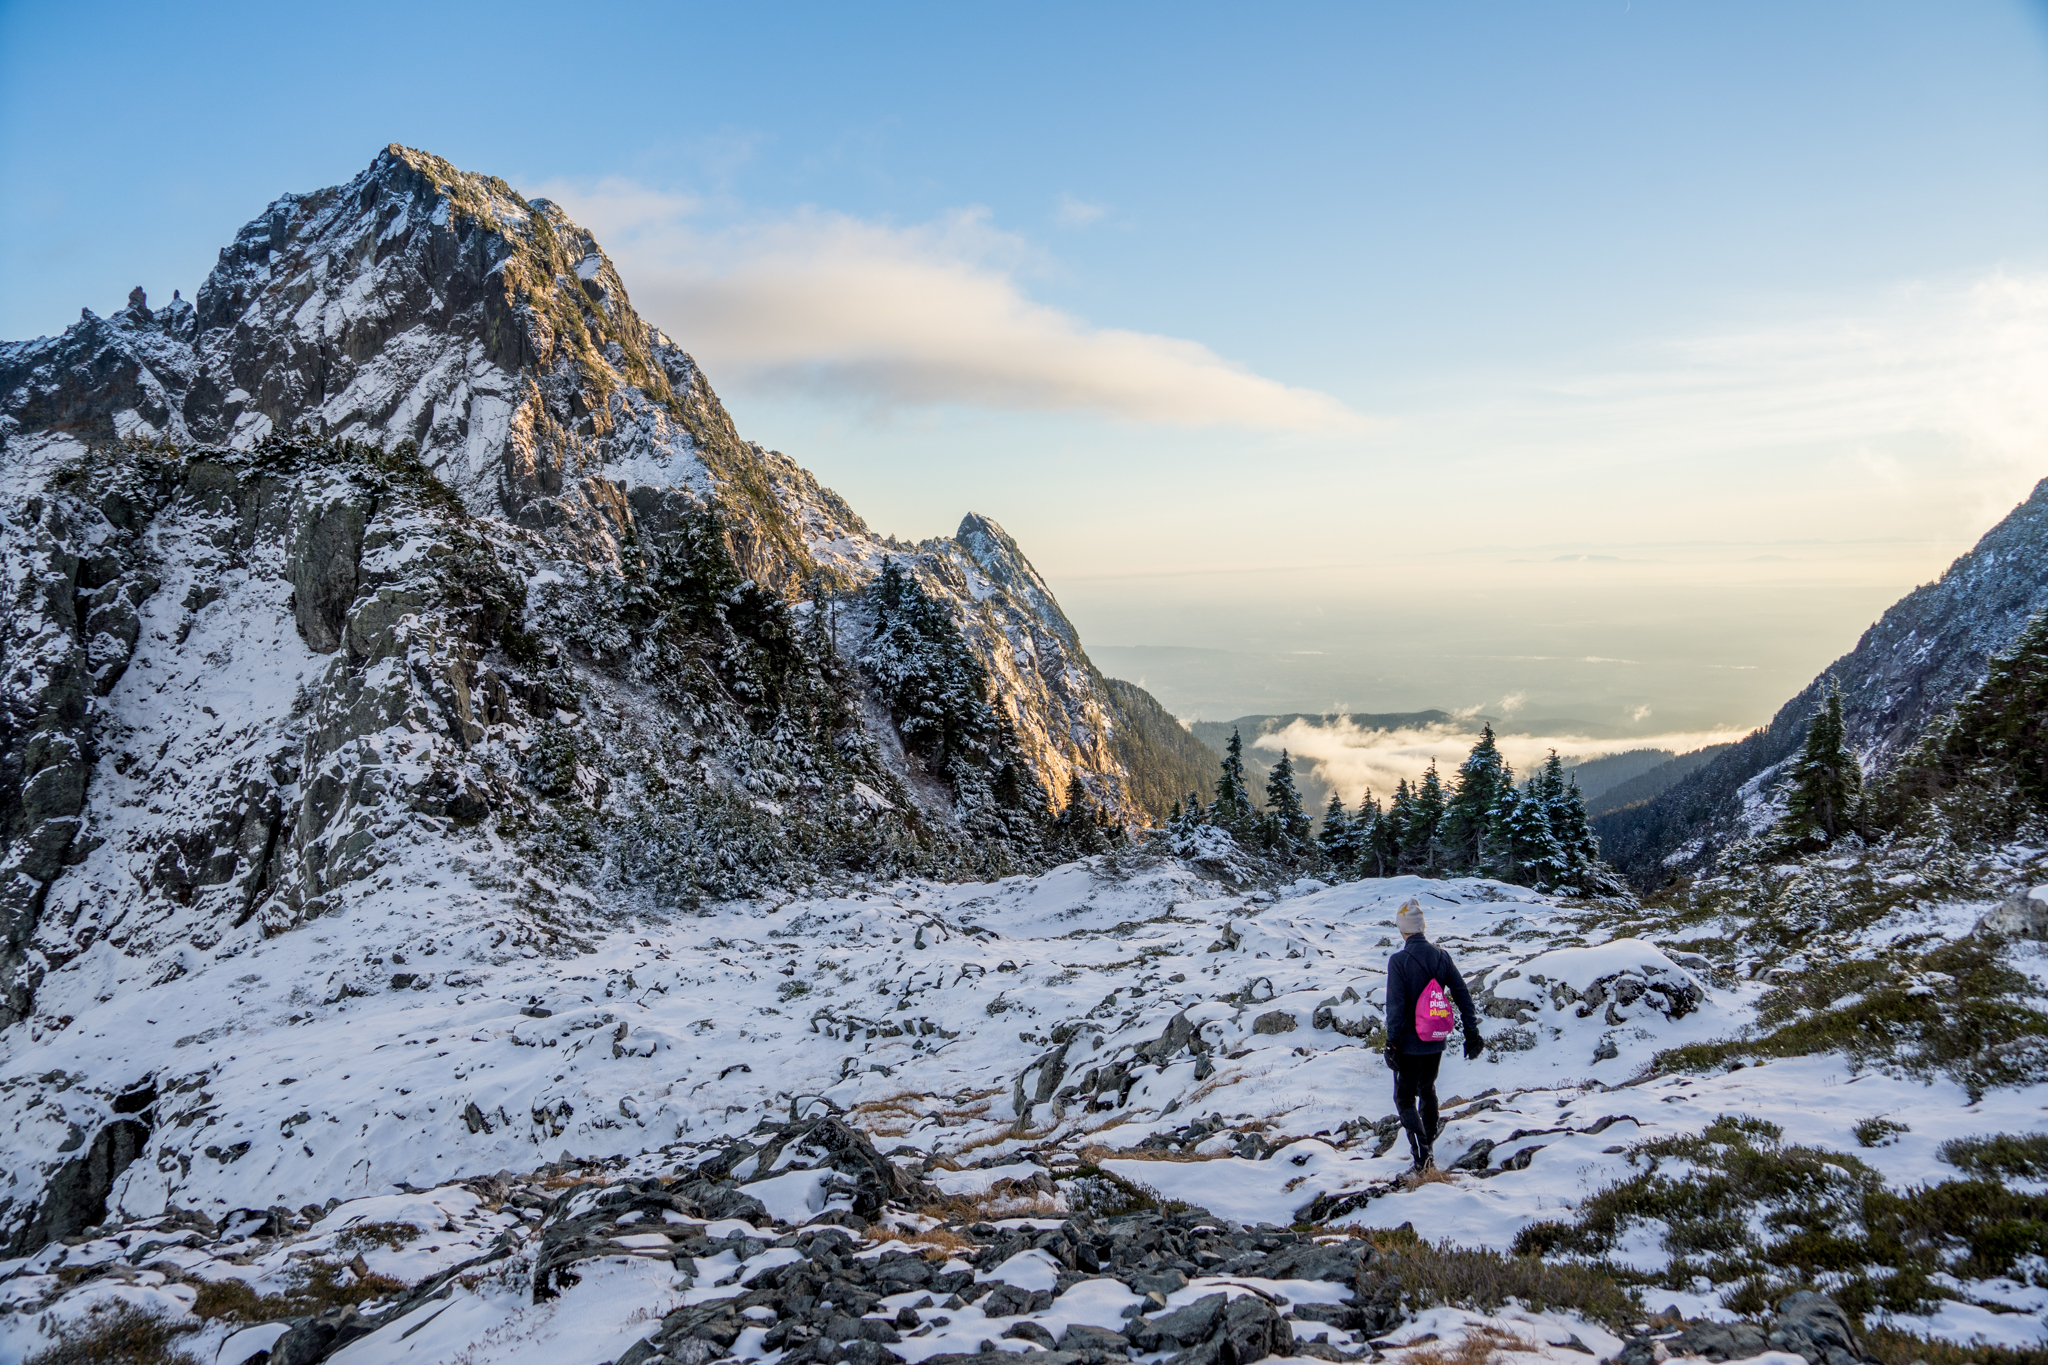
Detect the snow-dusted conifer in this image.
<box><xmin>1347</xmin><ymin>789</ymin><xmax>1382</xmax><ymax>876</ymax></box>
<box><xmin>1402</xmin><ymin>761</ymin><xmax>1448</xmax><ymax>874</ymax></box>
<box><xmin>1264</xmin><ymin>749</ymin><xmax>1312</xmax><ymax>851</ymax></box>
<box><xmin>1444</xmin><ymin>725</ymin><xmax>1510</xmax><ymax>873</ymax></box>
<box><xmin>1778</xmin><ymin>679</ymin><xmax>1862</xmax><ymax>849</ymax></box>
<box><xmin>1056</xmin><ymin>772</ymin><xmax>1107</xmax><ymax>854</ymax></box>
<box><xmin>1318</xmin><ymin>792</ymin><xmax>1349</xmax><ymax>870</ymax></box>
<box><xmin>1211</xmin><ymin>729</ymin><xmax>1256</xmax><ymax>834</ymax></box>
<box><xmin>1488</xmin><ymin>779</ymin><xmax>1562</xmax><ymax>889</ymax></box>
<box><xmin>1379</xmin><ymin>779</ymin><xmax>1411</xmax><ymax>876</ymax></box>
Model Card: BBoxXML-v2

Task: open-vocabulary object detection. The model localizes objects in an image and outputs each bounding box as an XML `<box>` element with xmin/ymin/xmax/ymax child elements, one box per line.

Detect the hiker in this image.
<box><xmin>1382</xmin><ymin>898</ymin><xmax>1483</xmax><ymax>1174</ymax></box>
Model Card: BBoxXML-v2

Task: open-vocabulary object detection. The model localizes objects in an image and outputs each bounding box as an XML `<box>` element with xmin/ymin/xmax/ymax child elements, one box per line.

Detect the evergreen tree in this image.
<box><xmin>1318</xmin><ymin>792</ymin><xmax>1350</xmax><ymax>869</ymax></box>
<box><xmin>1443</xmin><ymin>725</ymin><xmax>1511</xmax><ymax>873</ymax></box>
<box><xmin>1401</xmin><ymin>761</ymin><xmax>1448</xmax><ymax>874</ymax></box>
<box><xmin>1485</xmin><ymin>780</ymin><xmax>1558</xmax><ymax>888</ymax></box>
<box><xmin>1346</xmin><ymin>789</ymin><xmax>1383</xmax><ymax>877</ymax></box>
<box><xmin>1778</xmin><ymin>678</ymin><xmax>1863</xmax><ymax>848</ymax></box>
<box><xmin>1263</xmin><ymin>749</ymin><xmax>1313</xmax><ymax>851</ymax></box>
<box><xmin>1055</xmin><ymin>772</ymin><xmax>1107</xmax><ymax>854</ymax></box>
<box><xmin>1554</xmin><ymin>776</ymin><xmax>1601</xmax><ymax>890</ymax></box>
<box><xmin>1211</xmin><ymin>728</ymin><xmax>1256</xmax><ymax>834</ymax></box>
<box><xmin>802</xmin><ymin>572</ymin><xmax>838</xmax><ymax>660</ymax></box>
<box><xmin>1381</xmin><ymin>779</ymin><xmax>1413</xmax><ymax>876</ymax></box>
<box><xmin>1524</xmin><ymin>752</ymin><xmax>1573</xmax><ymax>889</ymax></box>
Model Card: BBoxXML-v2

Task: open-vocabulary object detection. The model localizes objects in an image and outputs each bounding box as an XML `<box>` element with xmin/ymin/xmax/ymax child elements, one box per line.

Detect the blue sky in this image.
<box><xmin>6</xmin><ymin>1</ymin><xmax>2047</xmax><ymax>733</ymax></box>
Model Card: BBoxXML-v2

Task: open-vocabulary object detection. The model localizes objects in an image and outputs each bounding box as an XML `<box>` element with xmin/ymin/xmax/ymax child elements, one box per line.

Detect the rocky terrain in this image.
<box><xmin>2</xmin><ymin>860</ymin><xmax>2042</xmax><ymax>1364</ymax></box>
<box><xmin>5</xmin><ymin>144</ymin><xmax>2048</xmax><ymax>1365</ymax></box>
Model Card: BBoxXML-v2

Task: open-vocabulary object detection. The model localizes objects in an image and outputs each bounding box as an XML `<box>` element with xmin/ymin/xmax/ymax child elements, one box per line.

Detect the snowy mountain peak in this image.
<box><xmin>0</xmin><ymin>147</ymin><xmax>1209</xmax><ymax>1052</ymax></box>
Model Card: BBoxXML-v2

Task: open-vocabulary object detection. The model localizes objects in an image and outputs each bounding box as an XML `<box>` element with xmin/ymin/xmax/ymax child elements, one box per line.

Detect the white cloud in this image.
<box><xmin>1253</xmin><ymin>717</ymin><xmax>1748</xmax><ymax>805</ymax></box>
<box><xmin>538</xmin><ymin>179</ymin><xmax>1365</xmax><ymax>432</ymax></box>
<box><xmin>1054</xmin><ymin>193</ymin><xmax>1106</xmax><ymax>228</ymax></box>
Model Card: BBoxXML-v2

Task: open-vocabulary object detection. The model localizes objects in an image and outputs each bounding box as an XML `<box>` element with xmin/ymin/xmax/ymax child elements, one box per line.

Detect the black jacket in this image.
<box><xmin>1384</xmin><ymin>934</ymin><xmax>1479</xmax><ymax>1055</ymax></box>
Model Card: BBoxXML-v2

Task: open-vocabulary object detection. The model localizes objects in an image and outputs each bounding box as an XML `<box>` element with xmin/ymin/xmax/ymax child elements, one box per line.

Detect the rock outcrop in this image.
<box><xmin>0</xmin><ymin>146</ymin><xmax>1199</xmax><ymax>1027</ymax></box>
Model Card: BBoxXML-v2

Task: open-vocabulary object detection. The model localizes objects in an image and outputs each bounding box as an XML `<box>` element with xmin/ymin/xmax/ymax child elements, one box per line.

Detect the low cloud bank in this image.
<box><xmin>1253</xmin><ymin>716</ymin><xmax>1749</xmax><ymax>805</ymax></box>
<box><xmin>541</xmin><ymin>179</ymin><xmax>1365</xmax><ymax>432</ymax></box>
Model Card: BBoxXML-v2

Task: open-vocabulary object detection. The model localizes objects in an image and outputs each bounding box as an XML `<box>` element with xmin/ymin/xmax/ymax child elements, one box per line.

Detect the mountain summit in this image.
<box><xmin>0</xmin><ymin>146</ymin><xmax>1213</xmax><ymax>1033</ymax></box>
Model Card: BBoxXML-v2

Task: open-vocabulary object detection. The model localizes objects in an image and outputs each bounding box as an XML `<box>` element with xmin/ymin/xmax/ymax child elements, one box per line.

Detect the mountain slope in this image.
<box><xmin>1583</xmin><ymin>744</ymin><xmax>1732</xmax><ymax>819</ymax></box>
<box><xmin>1597</xmin><ymin>477</ymin><xmax>2048</xmax><ymax>885</ymax></box>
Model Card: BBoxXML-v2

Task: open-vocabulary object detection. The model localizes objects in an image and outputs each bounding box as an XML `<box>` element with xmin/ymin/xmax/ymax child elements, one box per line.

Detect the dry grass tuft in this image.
<box><xmin>950</xmin><ymin>1121</ymin><xmax>1044</xmax><ymax>1157</ymax></box>
<box><xmin>895</xmin><ymin>1226</ymin><xmax>977</xmax><ymax>1259</ymax></box>
<box><xmin>1405</xmin><ymin>1166</ymin><xmax>1458</xmax><ymax>1189</ymax></box>
<box><xmin>916</xmin><ymin>1189</ymin><xmax>1064</xmax><ymax>1222</ymax></box>
<box><xmin>24</xmin><ymin>1303</ymin><xmax>202</xmax><ymax>1365</ymax></box>
<box><xmin>849</xmin><ymin>1094</ymin><xmax>927</xmax><ymax>1137</ymax></box>
<box><xmin>1077</xmin><ymin>1142</ymin><xmax>1233</xmax><ymax>1165</ymax></box>
<box><xmin>1396</xmin><ymin>1326</ymin><xmax>1541</xmax><ymax>1365</ymax></box>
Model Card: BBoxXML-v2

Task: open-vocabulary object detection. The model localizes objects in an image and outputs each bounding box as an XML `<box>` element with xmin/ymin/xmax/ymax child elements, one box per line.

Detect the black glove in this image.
<box><xmin>1382</xmin><ymin>1045</ymin><xmax>1399</xmax><ymax>1071</ymax></box>
<box><xmin>1463</xmin><ymin>1033</ymin><xmax>1485</xmax><ymax>1060</ymax></box>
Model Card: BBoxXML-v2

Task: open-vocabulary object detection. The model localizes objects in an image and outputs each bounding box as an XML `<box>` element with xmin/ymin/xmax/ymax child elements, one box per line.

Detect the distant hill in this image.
<box><xmin>1561</xmin><ymin>749</ymin><xmax>1678</xmax><ymax>803</ymax></box>
<box><xmin>1584</xmin><ymin>745</ymin><xmax>1734</xmax><ymax>818</ymax></box>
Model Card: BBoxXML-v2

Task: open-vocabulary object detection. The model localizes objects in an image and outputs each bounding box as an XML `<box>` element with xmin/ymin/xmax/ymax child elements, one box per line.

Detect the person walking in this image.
<box><xmin>1382</xmin><ymin>898</ymin><xmax>1483</xmax><ymax>1175</ymax></box>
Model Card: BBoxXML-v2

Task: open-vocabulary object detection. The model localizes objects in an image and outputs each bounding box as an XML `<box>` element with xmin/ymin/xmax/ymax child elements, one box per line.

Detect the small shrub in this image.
<box><xmin>1655</xmin><ymin>938</ymin><xmax>2048</xmax><ymax>1097</ymax></box>
<box><xmin>1854</xmin><ymin>1117</ymin><xmax>1910</xmax><ymax>1148</ymax></box>
<box><xmin>1066</xmin><ymin>1171</ymin><xmax>1155</xmax><ymax>1219</ymax></box>
<box><xmin>1863</xmin><ymin>1325</ymin><xmax>2048</xmax><ymax>1365</ymax></box>
<box><xmin>1510</xmin><ymin>1115</ymin><xmax>2048</xmax><ymax>1313</ymax></box>
<box><xmin>1375</xmin><ymin>1240</ymin><xmax>1639</xmax><ymax>1327</ymax></box>
<box><xmin>1060</xmin><ymin>1165</ymin><xmax>1164</xmax><ymax>1219</ymax></box>
<box><xmin>334</xmin><ymin>1220</ymin><xmax>423</xmax><ymax>1253</ymax></box>
<box><xmin>24</xmin><ymin>1303</ymin><xmax>201</xmax><ymax>1365</ymax></box>
<box><xmin>191</xmin><ymin>1262</ymin><xmax>410</xmax><ymax>1323</ymax></box>
<box><xmin>1939</xmin><ymin>1132</ymin><xmax>2048</xmax><ymax>1181</ymax></box>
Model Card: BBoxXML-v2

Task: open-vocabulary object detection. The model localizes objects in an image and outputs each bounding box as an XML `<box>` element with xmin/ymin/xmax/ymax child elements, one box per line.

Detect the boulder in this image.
<box><xmin>1165</xmin><ymin>1295</ymin><xmax>1292</xmax><ymax>1365</ymax></box>
<box><xmin>1979</xmin><ymin>889</ymin><xmax>2048</xmax><ymax>941</ymax></box>
<box><xmin>1672</xmin><ymin>1320</ymin><xmax>1770</xmax><ymax>1362</ymax></box>
<box><xmin>1059</xmin><ymin>1324</ymin><xmax>1133</xmax><ymax>1353</ymax></box>
<box><xmin>731</xmin><ymin>1116</ymin><xmax>939</xmax><ymax>1219</ymax></box>
<box><xmin>1130</xmin><ymin>1292</ymin><xmax>1227</xmax><ymax>1352</ymax></box>
<box><xmin>1256</xmin><ymin>1239</ymin><xmax>1374</xmax><ymax>1282</ymax></box>
<box><xmin>1767</xmin><ymin>1291</ymin><xmax>1863</xmax><ymax>1365</ymax></box>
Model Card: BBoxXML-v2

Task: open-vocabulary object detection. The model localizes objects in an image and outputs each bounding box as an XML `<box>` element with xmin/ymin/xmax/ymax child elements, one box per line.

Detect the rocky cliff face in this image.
<box><xmin>0</xmin><ymin>145</ymin><xmax>1182</xmax><ymax>1033</ymax></box>
<box><xmin>1598</xmin><ymin>476</ymin><xmax>2048</xmax><ymax>884</ymax></box>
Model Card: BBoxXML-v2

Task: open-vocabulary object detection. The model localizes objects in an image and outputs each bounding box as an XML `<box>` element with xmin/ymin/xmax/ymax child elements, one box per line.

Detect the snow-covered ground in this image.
<box><xmin>3</xmin><ymin>855</ymin><xmax>2044</xmax><ymax>1359</ymax></box>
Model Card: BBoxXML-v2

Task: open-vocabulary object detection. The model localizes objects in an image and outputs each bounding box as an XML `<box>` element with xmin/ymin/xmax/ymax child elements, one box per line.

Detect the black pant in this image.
<box><xmin>1393</xmin><ymin>1050</ymin><xmax>1442</xmax><ymax>1164</ymax></box>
